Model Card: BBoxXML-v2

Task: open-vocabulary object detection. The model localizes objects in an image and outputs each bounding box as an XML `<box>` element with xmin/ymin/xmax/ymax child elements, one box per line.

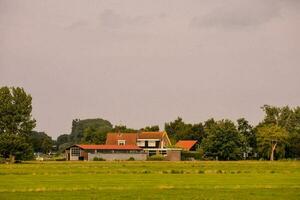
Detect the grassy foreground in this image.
<box><xmin>0</xmin><ymin>161</ymin><xmax>299</xmax><ymax>199</ymax></box>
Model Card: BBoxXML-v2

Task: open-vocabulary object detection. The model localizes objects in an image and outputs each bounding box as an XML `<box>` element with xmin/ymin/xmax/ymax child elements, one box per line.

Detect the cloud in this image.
<box><xmin>191</xmin><ymin>0</ymin><xmax>282</xmax><ymax>30</ymax></box>
<box><xmin>99</xmin><ymin>9</ymin><xmax>150</xmax><ymax>29</ymax></box>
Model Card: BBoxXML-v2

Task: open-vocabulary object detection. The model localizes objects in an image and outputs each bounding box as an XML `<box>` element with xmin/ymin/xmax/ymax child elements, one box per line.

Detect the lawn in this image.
<box><xmin>0</xmin><ymin>161</ymin><xmax>299</xmax><ymax>199</ymax></box>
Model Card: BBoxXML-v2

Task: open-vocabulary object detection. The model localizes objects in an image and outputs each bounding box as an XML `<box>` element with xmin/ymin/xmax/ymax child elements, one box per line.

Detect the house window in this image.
<box><xmin>118</xmin><ymin>140</ymin><xmax>126</xmax><ymax>145</ymax></box>
<box><xmin>71</xmin><ymin>147</ymin><xmax>80</xmax><ymax>157</ymax></box>
<box><xmin>148</xmin><ymin>150</ymin><xmax>156</xmax><ymax>156</ymax></box>
<box><xmin>148</xmin><ymin>141</ymin><xmax>156</xmax><ymax>147</ymax></box>
<box><xmin>137</xmin><ymin>140</ymin><xmax>145</xmax><ymax>147</ymax></box>
<box><xmin>159</xmin><ymin>150</ymin><xmax>167</xmax><ymax>156</ymax></box>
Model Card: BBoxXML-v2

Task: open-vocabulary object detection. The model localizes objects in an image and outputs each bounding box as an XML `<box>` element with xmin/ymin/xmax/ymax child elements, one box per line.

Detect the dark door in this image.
<box><xmin>155</xmin><ymin>141</ymin><xmax>160</xmax><ymax>148</ymax></box>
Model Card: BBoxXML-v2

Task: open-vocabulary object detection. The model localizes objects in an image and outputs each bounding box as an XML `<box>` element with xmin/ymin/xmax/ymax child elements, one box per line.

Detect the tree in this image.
<box><xmin>288</xmin><ymin>107</ymin><xmax>300</xmax><ymax>158</ymax></box>
<box><xmin>28</xmin><ymin>131</ymin><xmax>53</xmax><ymax>153</ymax></box>
<box><xmin>0</xmin><ymin>133</ymin><xmax>33</xmax><ymax>162</ymax></box>
<box><xmin>189</xmin><ymin>123</ymin><xmax>205</xmax><ymax>143</ymax></box>
<box><xmin>201</xmin><ymin>120</ymin><xmax>242</xmax><ymax>160</ymax></box>
<box><xmin>203</xmin><ymin>118</ymin><xmax>216</xmax><ymax>137</ymax></box>
<box><xmin>237</xmin><ymin>118</ymin><xmax>256</xmax><ymax>157</ymax></box>
<box><xmin>256</xmin><ymin>125</ymin><xmax>288</xmax><ymax>161</ymax></box>
<box><xmin>165</xmin><ymin>117</ymin><xmax>205</xmax><ymax>143</ymax></box>
<box><xmin>112</xmin><ymin>125</ymin><xmax>138</xmax><ymax>133</ymax></box>
<box><xmin>259</xmin><ymin>105</ymin><xmax>300</xmax><ymax>158</ymax></box>
<box><xmin>82</xmin><ymin>126</ymin><xmax>111</xmax><ymax>144</ymax></box>
<box><xmin>0</xmin><ymin>87</ymin><xmax>36</xmax><ymax>137</ymax></box>
<box><xmin>69</xmin><ymin>118</ymin><xmax>113</xmax><ymax>143</ymax></box>
<box><xmin>287</xmin><ymin>131</ymin><xmax>300</xmax><ymax>158</ymax></box>
<box><xmin>0</xmin><ymin>87</ymin><xmax>36</xmax><ymax>161</ymax></box>
<box><xmin>260</xmin><ymin>105</ymin><xmax>295</xmax><ymax>132</ymax></box>
<box><xmin>165</xmin><ymin>117</ymin><xmax>185</xmax><ymax>140</ymax></box>
<box><xmin>56</xmin><ymin>134</ymin><xmax>70</xmax><ymax>149</ymax></box>
<box><xmin>56</xmin><ymin>134</ymin><xmax>70</xmax><ymax>146</ymax></box>
<box><xmin>140</xmin><ymin>125</ymin><xmax>160</xmax><ymax>132</ymax></box>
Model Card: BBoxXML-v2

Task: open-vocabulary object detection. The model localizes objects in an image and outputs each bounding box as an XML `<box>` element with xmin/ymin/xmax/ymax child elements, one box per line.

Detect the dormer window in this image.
<box><xmin>118</xmin><ymin>140</ymin><xmax>126</xmax><ymax>145</ymax></box>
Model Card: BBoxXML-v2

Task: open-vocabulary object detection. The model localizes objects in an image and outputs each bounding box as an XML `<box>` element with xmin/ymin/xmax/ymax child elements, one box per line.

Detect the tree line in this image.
<box><xmin>164</xmin><ymin>105</ymin><xmax>300</xmax><ymax>160</ymax></box>
<box><xmin>56</xmin><ymin>107</ymin><xmax>300</xmax><ymax>161</ymax></box>
<box><xmin>1</xmin><ymin>86</ymin><xmax>300</xmax><ymax>162</ymax></box>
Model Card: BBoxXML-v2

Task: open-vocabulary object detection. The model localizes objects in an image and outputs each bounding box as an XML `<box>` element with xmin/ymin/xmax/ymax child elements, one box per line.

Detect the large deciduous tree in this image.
<box><xmin>237</xmin><ymin>118</ymin><xmax>256</xmax><ymax>157</ymax></box>
<box><xmin>28</xmin><ymin>131</ymin><xmax>53</xmax><ymax>153</ymax></box>
<box><xmin>70</xmin><ymin>118</ymin><xmax>113</xmax><ymax>143</ymax></box>
<box><xmin>82</xmin><ymin>125</ymin><xmax>111</xmax><ymax>144</ymax></box>
<box><xmin>201</xmin><ymin>119</ymin><xmax>242</xmax><ymax>160</ymax></box>
<box><xmin>0</xmin><ymin>87</ymin><xmax>36</xmax><ymax>161</ymax></box>
<box><xmin>259</xmin><ymin>105</ymin><xmax>300</xmax><ymax>159</ymax></box>
<box><xmin>256</xmin><ymin>125</ymin><xmax>288</xmax><ymax>161</ymax></box>
<box><xmin>56</xmin><ymin>134</ymin><xmax>71</xmax><ymax>152</ymax></box>
<box><xmin>0</xmin><ymin>134</ymin><xmax>33</xmax><ymax>162</ymax></box>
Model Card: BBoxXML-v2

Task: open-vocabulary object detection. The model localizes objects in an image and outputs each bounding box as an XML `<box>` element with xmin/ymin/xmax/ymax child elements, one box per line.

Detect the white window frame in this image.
<box><xmin>118</xmin><ymin>140</ymin><xmax>126</xmax><ymax>145</ymax></box>
<box><xmin>71</xmin><ymin>147</ymin><xmax>80</xmax><ymax>156</ymax></box>
<box><xmin>137</xmin><ymin>140</ymin><xmax>145</xmax><ymax>147</ymax></box>
<box><xmin>148</xmin><ymin>141</ymin><xmax>156</xmax><ymax>147</ymax></box>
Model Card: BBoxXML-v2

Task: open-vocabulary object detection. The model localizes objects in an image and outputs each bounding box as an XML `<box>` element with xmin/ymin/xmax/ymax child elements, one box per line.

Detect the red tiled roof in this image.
<box><xmin>138</xmin><ymin>132</ymin><xmax>165</xmax><ymax>139</ymax></box>
<box><xmin>105</xmin><ymin>132</ymin><xmax>172</xmax><ymax>147</ymax></box>
<box><xmin>106</xmin><ymin>133</ymin><xmax>137</xmax><ymax>145</ymax></box>
<box><xmin>76</xmin><ymin>144</ymin><xmax>142</xmax><ymax>150</ymax></box>
<box><xmin>175</xmin><ymin>140</ymin><xmax>198</xmax><ymax>151</ymax></box>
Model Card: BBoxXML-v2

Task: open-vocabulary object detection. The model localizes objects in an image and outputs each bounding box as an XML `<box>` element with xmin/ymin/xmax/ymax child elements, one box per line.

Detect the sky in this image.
<box><xmin>1</xmin><ymin>0</ymin><xmax>300</xmax><ymax>138</ymax></box>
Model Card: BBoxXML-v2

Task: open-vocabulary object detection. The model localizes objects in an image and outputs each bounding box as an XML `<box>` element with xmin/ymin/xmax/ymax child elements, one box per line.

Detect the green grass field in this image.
<box><xmin>0</xmin><ymin>161</ymin><xmax>299</xmax><ymax>199</ymax></box>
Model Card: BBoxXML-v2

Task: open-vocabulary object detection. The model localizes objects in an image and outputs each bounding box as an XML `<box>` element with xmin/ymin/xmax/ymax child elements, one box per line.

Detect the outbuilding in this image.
<box><xmin>65</xmin><ymin>144</ymin><xmax>147</xmax><ymax>161</ymax></box>
<box><xmin>175</xmin><ymin>140</ymin><xmax>198</xmax><ymax>151</ymax></box>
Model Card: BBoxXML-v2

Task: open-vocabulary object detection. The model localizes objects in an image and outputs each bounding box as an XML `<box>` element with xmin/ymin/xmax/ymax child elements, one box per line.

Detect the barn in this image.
<box><xmin>65</xmin><ymin>144</ymin><xmax>147</xmax><ymax>161</ymax></box>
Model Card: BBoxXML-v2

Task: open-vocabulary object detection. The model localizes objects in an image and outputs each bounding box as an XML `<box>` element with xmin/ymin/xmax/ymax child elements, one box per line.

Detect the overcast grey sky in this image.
<box><xmin>1</xmin><ymin>0</ymin><xmax>300</xmax><ymax>138</ymax></box>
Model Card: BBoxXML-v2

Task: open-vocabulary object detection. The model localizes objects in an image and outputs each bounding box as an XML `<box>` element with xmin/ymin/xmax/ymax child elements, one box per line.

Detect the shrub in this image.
<box><xmin>147</xmin><ymin>155</ymin><xmax>165</xmax><ymax>161</ymax></box>
<box><xmin>127</xmin><ymin>157</ymin><xmax>135</xmax><ymax>161</ymax></box>
<box><xmin>198</xmin><ymin>148</ymin><xmax>204</xmax><ymax>158</ymax></box>
<box><xmin>93</xmin><ymin>157</ymin><xmax>105</xmax><ymax>161</ymax></box>
<box><xmin>171</xmin><ymin>169</ymin><xmax>183</xmax><ymax>174</ymax></box>
<box><xmin>55</xmin><ymin>158</ymin><xmax>66</xmax><ymax>161</ymax></box>
<box><xmin>181</xmin><ymin>151</ymin><xmax>202</xmax><ymax>161</ymax></box>
<box><xmin>0</xmin><ymin>156</ymin><xmax>5</xmax><ymax>164</ymax></box>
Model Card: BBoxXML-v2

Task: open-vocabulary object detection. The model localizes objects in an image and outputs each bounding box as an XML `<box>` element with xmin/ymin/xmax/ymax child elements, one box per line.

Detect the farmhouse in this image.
<box><xmin>105</xmin><ymin>132</ymin><xmax>181</xmax><ymax>160</ymax></box>
<box><xmin>65</xmin><ymin>131</ymin><xmax>181</xmax><ymax>161</ymax></box>
<box><xmin>106</xmin><ymin>131</ymin><xmax>172</xmax><ymax>156</ymax></box>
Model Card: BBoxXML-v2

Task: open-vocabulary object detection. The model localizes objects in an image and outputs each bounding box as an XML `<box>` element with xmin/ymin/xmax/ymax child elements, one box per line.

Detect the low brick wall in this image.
<box><xmin>166</xmin><ymin>150</ymin><xmax>181</xmax><ymax>161</ymax></box>
<box><xmin>88</xmin><ymin>153</ymin><xmax>147</xmax><ymax>161</ymax></box>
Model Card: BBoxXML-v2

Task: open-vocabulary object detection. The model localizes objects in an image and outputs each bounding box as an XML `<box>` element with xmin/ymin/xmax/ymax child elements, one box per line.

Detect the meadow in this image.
<box><xmin>0</xmin><ymin>161</ymin><xmax>299</xmax><ymax>199</ymax></box>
